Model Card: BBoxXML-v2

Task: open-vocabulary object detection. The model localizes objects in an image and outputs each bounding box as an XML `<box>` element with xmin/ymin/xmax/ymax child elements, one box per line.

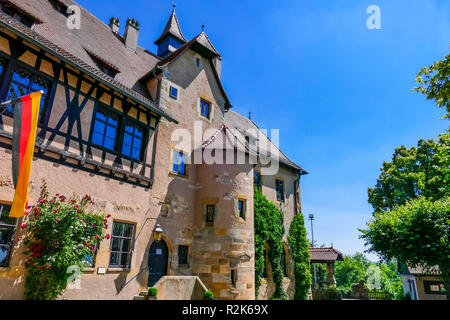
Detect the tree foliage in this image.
<box><xmin>368</xmin><ymin>132</ymin><xmax>450</xmax><ymax>213</ymax></box>
<box><xmin>335</xmin><ymin>253</ymin><xmax>370</xmax><ymax>288</ymax></box>
<box><xmin>360</xmin><ymin>197</ymin><xmax>450</xmax><ymax>298</ymax></box>
<box><xmin>288</xmin><ymin>212</ymin><xmax>312</xmax><ymax>300</ymax></box>
<box><xmin>414</xmin><ymin>54</ymin><xmax>450</xmax><ymax>118</ymax></box>
<box><xmin>254</xmin><ymin>190</ymin><xmax>288</xmax><ymax>299</ymax></box>
<box><xmin>335</xmin><ymin>253</ymin><xmax>403</xmax><ymax>300</ymax></box>
<box><xmin>21</xmin><ymin>184</ymin><xmax>108</xmax><ymax>300</ymax></box>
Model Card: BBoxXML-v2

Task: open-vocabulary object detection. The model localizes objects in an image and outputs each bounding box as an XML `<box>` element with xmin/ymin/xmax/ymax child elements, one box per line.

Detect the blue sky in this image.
<box><xmin>77</xmin><ymin>0</ymin><xmax>449</xmax><ymax>261</ymax></box>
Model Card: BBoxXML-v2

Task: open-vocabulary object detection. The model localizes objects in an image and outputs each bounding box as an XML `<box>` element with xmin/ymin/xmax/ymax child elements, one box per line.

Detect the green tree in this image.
<box><xmin>414</xmin><ymin>54</ymin><xmax>450</xmax><ymax>118</ymax></box>
<box><xmin>288</xmin><ymin>212</ymin><xmax>312</xmax><ymax>299</ymax></box>
<box><xmin>360</xmin><ymin>197</ymin><xmax>450</xmax><ymax>299</ymax></box>
<box><xmin>368</xmin><ymin>132</ymin><xmax>450</xmax><ymax>213</ymax></box>
<box><xmin>335</xmin><ymin>253</ymin><xmax>370</xmax><ymax>288</ymax></box>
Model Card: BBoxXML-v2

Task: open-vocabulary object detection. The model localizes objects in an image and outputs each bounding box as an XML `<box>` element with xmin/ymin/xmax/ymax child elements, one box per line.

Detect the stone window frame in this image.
<box><xmin>169</xmin><ymin>85</ymin><xmax>178</xmax><ymax>100</ymax></box>
<box><xmin>202</xmin><ymin>198</ymin><xmax>219</xmax><ymax>228</ymax></box>
<box><xmin>235</xmin><ymin>195</ymin><xmax>248</xmax><ymax>222</ymax></box>
<box><xmin>0</xmin><ymin>201</ymin><xmax>17</xmax><ymax>269</ymax></box>
<box><xmin>169</xmin><ymin>147</ymin><xmax>189</xmax><ymax>179</ymax></box>
<box><xmin>177</xmin><ymin>244</ymin><xmax>189</xmax><ymax>267</ymax></box>
<box><xmin>108</xmin><ymin>220</ymin><xmax>136</xmax><ymax>269</ymax></box>
<box><xmin>275</xmin><ymin>177</ymin><xmax>285</xmax><ymax>203</ymax></box>
<box><xmin>197</xmin><ymin>95</ymin><xmax>215</xmax><ymax>123</ymax></box>
<box><xmin>230</xmin><ymin>268</ymin><xmax>237</xmax><ymax>288</ymax></box>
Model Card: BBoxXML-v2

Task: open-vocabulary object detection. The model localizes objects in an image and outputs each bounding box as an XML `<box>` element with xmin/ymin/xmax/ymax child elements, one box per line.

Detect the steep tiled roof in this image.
<box><xmin>1</xmin><ymin>0</ymin><xmax>177</xmax><ymax>122</ymax></box>
<box><xmin>399</xmin><ymin>264</ymin><xmax>440</xmax><ymax>276</ymax></box>
<box><xmin>154</xmin><ymin>5</ymin><xmax>187</xmax><ymax>44</ymax></box>
<box><xmin>309</xmin><ymin>247</ymin><xmax>344</xmax><ymax>262</ymax></box>
<box><xmin>224</xmin><ymin>110</ymin><xmax>307</xmax><ymax>173</ymax></box>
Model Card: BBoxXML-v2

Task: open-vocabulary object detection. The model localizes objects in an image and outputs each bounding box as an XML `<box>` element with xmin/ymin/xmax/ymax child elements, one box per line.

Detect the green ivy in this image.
<box><xmin>254</xmin><ymin>190</ymin><xmax>288</xmax><ymax>299</ymax></box>
<box><xmin>288</xmin><ymin>212</ymin><xmax>312</xmax><ymax>300</ymax></box>
<box><xmin>21</xmin><ymin>183</ymin><xmax>108</xmax><ymax>300</ymax></box>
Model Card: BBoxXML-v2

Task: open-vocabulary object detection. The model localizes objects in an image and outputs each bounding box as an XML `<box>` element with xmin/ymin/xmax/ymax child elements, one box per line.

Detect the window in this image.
<box><xmin>238</xmin><ymin>199</ymin><xmax>245</xmax><ymax>220</ymax></box>
<box><xmin>0</xmin><ymin>204</ymin><xmax>16</xmax><ymax>268</ymax></box>
<box><xmin>276</xmin><ymin>179</ymin><xmax>285</xmax><ymax>202</ymax></box>
<box><xmin>0</xmin><ymin>3</ymin><xmax>36</xmax><ymax>28</ymax></box>
<box><xmin>7</xmin><ymin>66</ymin><xmax>49</xmax><ymax>120</ymax></box>
<box><xmin>49</xmin><ymin>0</ymin><xmax>69</xmax><ymax>17</ymax></box>
<box><xmin>169</xmin><ymin>86</ymin><xmax>178</xmax><ymax>99</ymax></box>
<box><xmin>92</xmin><ymin>106</ymin><xmax>120</xmax><ymax>152</ymax></box>
<box><xmin>178</xmin><ymin>245</ymin><xmax>189</xmax><ymax>266</ymax></box>
<box><xmin>206</xmin><ymin>204</ymin><xmax>215</xmax><ymax>225</ymax></box>
<box><xmin>122</xmin><ymin>122</ymin><xmax>143</xmax><ymax>160</ymax></box>
<box><xmin>254</xmin><ymin>170</ymin><xmax>261</xmax><ymax>191</ymax></box>
<box><xmin>231</xmin><ymin>269</ymin><xmax>237</xmax><ymax>288</ymax></box>
<box><xmin>87</xmin><ymin>52</ymin><xmax>118</xmax><ymax>79</ymax></box>
<box><xmin>424</xmin><ymin>281</ymin><xmax>446</xmax><ymax>295</ymax></box>
<box><xmin>82</xmin><ymin>242</ymin><xmax>98</xmax><ymax>268</ymax></box>
<box><xmin>200</xmin><ymin>99</ymin><xmax>210</xmax><ymax>119</ymax></box>
<box><xmin>172</xmin><ymin>150</ymin><xmax>186</xmax><ymax>176</ymax></box>
<box><xmin>109</xmin><ymin>222</ymin><xmax>134</xmax><ymax>268</ymax></box>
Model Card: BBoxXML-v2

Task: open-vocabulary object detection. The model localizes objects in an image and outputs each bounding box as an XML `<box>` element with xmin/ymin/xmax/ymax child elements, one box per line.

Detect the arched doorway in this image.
<box><xmin>148</xmin><ymin>239</ymin><xmax>168</xmax><ymax>287</ymax></box>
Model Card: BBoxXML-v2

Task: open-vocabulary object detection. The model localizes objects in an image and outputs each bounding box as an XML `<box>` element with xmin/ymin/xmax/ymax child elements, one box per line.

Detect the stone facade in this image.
<box><xmin>0</xmin><ymin>2</ymin><xmax>305</xmax><ymax>300</ymax></box>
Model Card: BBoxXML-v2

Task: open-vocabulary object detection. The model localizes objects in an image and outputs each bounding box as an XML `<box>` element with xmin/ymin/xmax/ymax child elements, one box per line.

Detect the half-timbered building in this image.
<box><xmin>0</xmin><ymin>0</ymin><xmax>307</xmax><ymax>300</ymax></box>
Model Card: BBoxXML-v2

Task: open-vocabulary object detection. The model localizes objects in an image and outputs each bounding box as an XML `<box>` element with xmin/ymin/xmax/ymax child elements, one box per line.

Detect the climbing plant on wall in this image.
<box><xmin>20</xmin><ymin>182</ymin><xmax>108</xmax><ymax>300</ymax></box>
<box><xmin>254</xmin><ymin>189</ymin><xmax>288</xmax><ymax>299</ymax></box>
<box><xmin>288</xmin><ymin>212</ymin><xmax>312</xmax><ymax>300</ymax></box>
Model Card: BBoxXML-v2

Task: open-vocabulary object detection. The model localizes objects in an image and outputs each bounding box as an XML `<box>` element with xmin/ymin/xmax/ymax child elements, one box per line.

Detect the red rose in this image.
<box><xmin>105</xmin><ymin>234</ymin><xmax>111</xmax><ymax>239</ymax></box>
<box><xmin>46</xmin><ymin>264</ymin><xmax>50</xmax><ymax>268</ymax></box>
<box><xmin>106</xmin><ymin>214</ymin><xmax>111</xmax><ymax>218</ymax></box>
<box><xmin>55</xmin><ymin>219</ymin><xmax>60</xmax><ymax>222</ymax></box>
<box><xmin>21</xmin><ymin>223</ymin><xmax>27</xmax><ymax>229</ymax></box>
<box><xmin>93</xmin><ymin>224</ymin><xmax>96</xmax><ymax>228</ymax></box>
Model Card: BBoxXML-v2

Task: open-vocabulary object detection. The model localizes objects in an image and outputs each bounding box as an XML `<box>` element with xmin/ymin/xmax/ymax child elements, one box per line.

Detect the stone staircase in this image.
<box><xmin>133</xmin><ymin>276</ymin><xmax>209</xmax><ymax>300</ymax></box>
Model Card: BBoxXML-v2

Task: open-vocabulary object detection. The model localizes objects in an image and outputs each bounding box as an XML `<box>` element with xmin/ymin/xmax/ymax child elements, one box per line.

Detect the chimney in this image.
<box><xmin>212</xmin><ymin>56</ymin><xmax>222</xmax><ymax>79</ymax></box>
<box><xmin>124</xmin><ymin>18</ymin><xmax>140</xmax><ymax>52</ymax></box>
<box><xmin>109</xmin><ymin>17</ymin><xmax>120</xmax><ymax>34</ymax></box>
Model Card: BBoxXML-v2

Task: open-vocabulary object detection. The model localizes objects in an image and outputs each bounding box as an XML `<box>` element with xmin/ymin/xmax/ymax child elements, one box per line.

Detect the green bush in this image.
<box><xmin>21</xmin><ymin>183</ymin><xmax>107</xmax><ymax>300</ymax></box>
<box><xmin>204</xmin><ymin>290</ymin><xmax>214</xmax><ymax>300</ymax></box>
<box><xmin>148</xmin><ymin>287</ymin><xmax>158</xmax><ymax>297</ymax></box>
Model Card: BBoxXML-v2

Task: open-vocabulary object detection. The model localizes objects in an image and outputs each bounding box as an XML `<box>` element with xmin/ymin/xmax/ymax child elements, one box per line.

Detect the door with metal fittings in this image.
<box><xmin>147</xmin><ymin>239</ymin><xmax>168</xmax><ymax>287</ymax></box>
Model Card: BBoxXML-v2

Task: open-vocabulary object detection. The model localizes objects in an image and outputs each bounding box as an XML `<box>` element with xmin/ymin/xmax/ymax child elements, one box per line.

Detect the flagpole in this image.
<box><xmin>0</xmin><ymin>90</ymin><xmax>44</xmax><ymax>106</ymax></box>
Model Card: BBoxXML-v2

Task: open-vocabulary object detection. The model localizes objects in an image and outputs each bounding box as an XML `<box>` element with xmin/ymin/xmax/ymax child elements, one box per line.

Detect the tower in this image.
<box><xmin>154</xmin><ymin>4</ymin><xmax>187</xmax><ymax>57</ymax></box>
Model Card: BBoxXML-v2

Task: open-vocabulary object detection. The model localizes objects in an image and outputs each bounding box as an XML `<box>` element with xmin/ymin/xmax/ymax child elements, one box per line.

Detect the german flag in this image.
<box><xmin>9</xmin><ymin>91</ymin><xmax>42</xmax><ymax>218</ymax></box>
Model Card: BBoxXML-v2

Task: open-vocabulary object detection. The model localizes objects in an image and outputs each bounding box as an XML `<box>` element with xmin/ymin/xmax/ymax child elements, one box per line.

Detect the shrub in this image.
<box><xmin>21</xmin><ymin>183</ymin><xmax>108</xmax><ymax>300</ymax></box>
<box><xmin>204</xmin><ymin>290</ymin><xmax>214</xmax><ymax>300</ymax></box>
<box><xmin>148</xmin><ymin>287</ymin><xmax>158</xmax><ymax>297</ymax></box>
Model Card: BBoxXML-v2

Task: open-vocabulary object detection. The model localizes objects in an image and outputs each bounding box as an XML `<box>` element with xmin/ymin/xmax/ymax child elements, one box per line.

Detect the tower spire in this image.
<box><xmin>154</xmin><ymin>3</ymin><xmax>187</xmax><ymax>57</ymax></box>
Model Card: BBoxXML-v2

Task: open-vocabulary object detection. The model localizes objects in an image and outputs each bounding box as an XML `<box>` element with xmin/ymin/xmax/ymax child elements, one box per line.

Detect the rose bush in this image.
<box><xmin>21</xmin><ymin>184</ymin><xmax>108</xmax><ymax>300</ymax></box>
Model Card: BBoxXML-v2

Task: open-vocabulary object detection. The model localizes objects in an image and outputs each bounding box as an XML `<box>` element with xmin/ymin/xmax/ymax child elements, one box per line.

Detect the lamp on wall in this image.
<box><xmin>153</xmin><ymin>224</ymin><xmax>163</xmax><ymax>242</ymax></box>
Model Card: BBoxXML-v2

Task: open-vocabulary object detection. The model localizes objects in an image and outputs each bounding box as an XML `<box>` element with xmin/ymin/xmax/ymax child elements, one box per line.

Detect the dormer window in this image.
<box><xmin>48</xmin><ymin>0</ymin><xmax>69</xmax><ymax>17</ymax></box>
<box><xmin>86</xmin><ymin>50</ymin><xmax>120</xmax><ymax>79</ymax></box>
<box><xmin>0</xmin><ymin>2</ymin><xmax>37</xmax><ymax>28</ymax></box>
